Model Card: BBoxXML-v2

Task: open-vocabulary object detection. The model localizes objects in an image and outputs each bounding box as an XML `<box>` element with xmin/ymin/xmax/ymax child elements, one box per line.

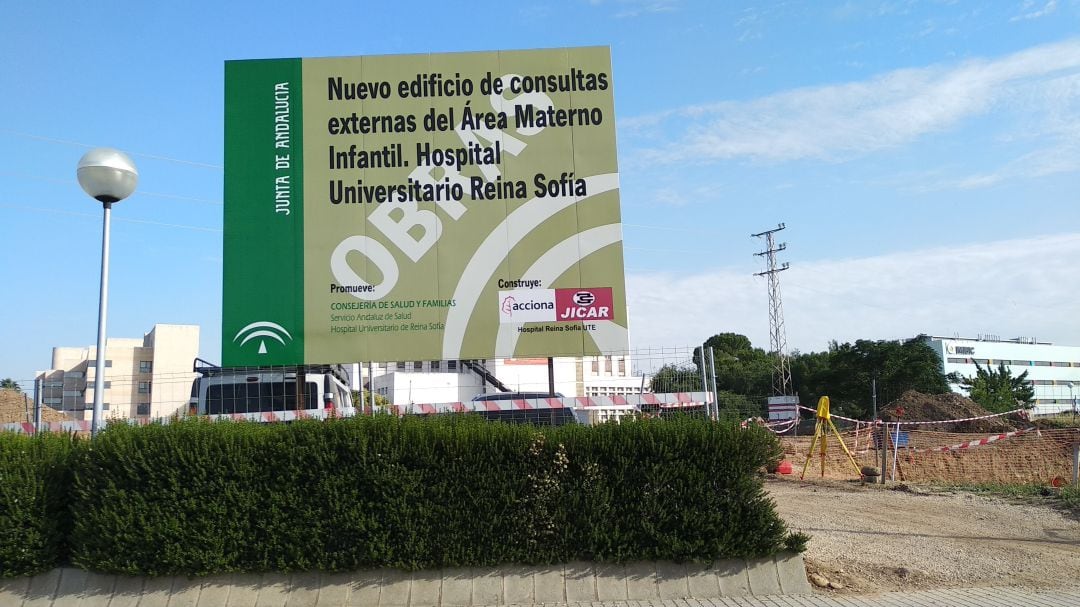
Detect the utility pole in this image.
<box><xmin>752</xmin><ymin>223</ymin><xmax>793</xmax><ymax>397</ymax></box>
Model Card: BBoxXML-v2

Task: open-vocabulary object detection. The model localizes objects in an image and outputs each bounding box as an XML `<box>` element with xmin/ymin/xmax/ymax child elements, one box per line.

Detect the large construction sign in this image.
<box><xmin>223</xmin><ymin>47</ymin><xmax>627</xmax><ymax>365</ymax></box>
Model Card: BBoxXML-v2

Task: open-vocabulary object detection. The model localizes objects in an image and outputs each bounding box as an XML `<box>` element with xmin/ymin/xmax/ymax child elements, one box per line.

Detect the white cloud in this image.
<box><xmin>626</xmin><ymin>39</ymin><xmax>1080</xmax><ymax>164</ymax></box>
<box><xmin>627</xmin><ymin>232</ymin><xmax>1080</xmax><ymax>352</ymax></box>
<box><xmin>589</xmin><ymin>0</ymin><xmax>679</xmax><ymax>18</ymax></box>
<box><xmin>1011</xmin><ymin>0</ymin><xmax>1058</xmax><ymax>21</ymax></box>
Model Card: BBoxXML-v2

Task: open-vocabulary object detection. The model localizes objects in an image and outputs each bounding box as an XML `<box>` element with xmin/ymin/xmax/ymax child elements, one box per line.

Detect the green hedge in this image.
<box><xmin>0</xmin><ymin>432</ymin><xmax>76</xmax><ymax>576</ymax></box>
<box><xmin>5</xmin><ymin>415</ymin><xmax>805</xmax><ymax>577</ymax></box>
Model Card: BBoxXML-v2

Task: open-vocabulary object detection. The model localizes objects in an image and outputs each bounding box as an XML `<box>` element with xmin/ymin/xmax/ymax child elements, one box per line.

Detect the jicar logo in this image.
<box><xmin>556</xmin><ymin>288</ymin><xmax>613</xmax><ymax>321</ymax></box>
<box><xmin>234</xmin><ymin>321</ymin><xmax>293</xmax><ymax>355</ymax></box>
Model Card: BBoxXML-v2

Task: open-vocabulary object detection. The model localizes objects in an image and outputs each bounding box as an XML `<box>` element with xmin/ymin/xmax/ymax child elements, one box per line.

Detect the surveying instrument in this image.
<box><xmin>800</xmin><ymin>396</ymin><xmax>863</xmax><ymax>479</ymax></box>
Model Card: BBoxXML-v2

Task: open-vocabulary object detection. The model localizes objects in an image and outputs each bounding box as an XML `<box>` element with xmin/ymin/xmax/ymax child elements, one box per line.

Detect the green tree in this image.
<box><xmin>352</xmin><ymin>389</ymin><xmax>391</xmax><ymax>410</ymax></box>
<box><xmin>648</xmin><ymin>364</ymin><xmax>701</xmax><ymax>393</ymax></box>
<box><xmin>956</xmin><ymin>362</ymin><xmax>1034</xmax><ymax>413</ymax></box>
<box><xmin>697</xmin><ymin>333</ymin><xmax>773</xmax><ymax>397</ymax></box>
<box><xmin>0</xmin><ymin>378</ymin><xmax>20</xmax><ymax>392</ymax></box>
<box><xmin>801</xmin><ymin>338</ymin><xmax>950</xmax><ymax>419</ymax></box>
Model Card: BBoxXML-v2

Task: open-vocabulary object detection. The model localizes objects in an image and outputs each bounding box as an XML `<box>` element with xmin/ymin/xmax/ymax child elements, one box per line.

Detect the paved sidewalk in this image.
<box><xmin>548</xmin><ymin>586</ymin><xmax>1080</xmax><ymax>606</ymax></box>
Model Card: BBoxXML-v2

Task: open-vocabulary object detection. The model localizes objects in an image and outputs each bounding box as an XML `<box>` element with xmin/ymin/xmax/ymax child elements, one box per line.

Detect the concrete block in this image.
<box><xmin>684</xmin><ymin>563</ymin><xmax>719</xmax><ymax>598</ymax></box>
<box><xmin>23</xmin><ymin>568</ymin><xmax>61</xmax><ymax>607</ymax></box>
<box><xmin>500</xmin><ymin>566</ymin><xmax>534</xmax><ymax>605</ymax></box>
<box><xmin>408</xmin><ymin>571</ymin><xmax>441</xmax><ymax>607</ymax></box>
<box><xmin>138</xmin><ymin>576</ymin><xmax>174</xmax><ymax>607</ymax></box>
<box><xmin>593</xmin><ymin>563</ymin><xmax>627</xmax><ymax>601</ymax></box>
<box><xmin>745</xmin><ymin>557</ymin><xmax>782</xmax><ymax>596</ymax></box>
<box><xmin>255</xmin><ymin>573</ymin><xmax>290</xmax><ymax>607</ymax></box>
<box><xmin>623</xmin><ymin>562</ymin><xmax>658</xmax><ymax>600</ymax></box>
<box><xmin>531</xmin><ymin>566</ymin><xmax>564</xmax><ymax>604</ymax></box>
<box><xmin>79</xmin><ymin>572</ymin><xmax>116</xmax><ymax>607</ymax></box>
<box><xmin>437</xmin><ymin>568</ymin><xmax>470</xmax><ymax>607</ymax></box>
<box><xmin>344</xmin><ymin>571</ymin><xmax>382</xmax><ymax>607</ymax></box>
<box><xmin>314</xmin><ymin>572</ymin><xmax>352</xmax><ymax>607</ymax></box>
<box><xmin>713</xmin><ymin>559</ymin><xmax>750</xmax><ymax>597</ymax></box>
<box><xmin>226</xmin><ymin>573</ymin><xmax>263</xmax><ymax>607</ymax></box>
<box><xmin>0</xmin><ymin>574</ymin><xmax>30</xmax><ymax>607</ymax></box>
<box><xmin>774</xmin><ymin>553</ymin><xmax>812</xmax><ymax>595</ymax></box>
<box><xmin>196</xmin><ymin>576</ymin><xmax>233</xmax><ymax>607</ymax></box>
<box><xmin>287</xmin><ymin>571</ymin><xmax>320</xmax><ymax>607</ymax></box>
<box><xmin>470</xmin><ymin>569</ymin><xmax>501</xmax><ymax>606</ymax></box>
<box><xmin>655</xmin><ymin>562</ymin><xmax>689</xmax><ymax>599</ymax></box>
<box><xmin>109</xmin><ymin>575</ymin><xmax>145</xmax><ymax>607</ymax></box>
<box><xmin>377</xmin><ymin>569</ymin><xmax>411</xmax><ymax>607</ymax></box>
<box><xmin>562</xmin><ymin>562</ymin><xmax>596</xmax><ymax>603</ymax></box>
<box><xmin>54</xmin><ymin>568</ymin><xmax>88</xmax><ymax>603</ymax></box>
<box><xmin>167</xmin><ymin>577</ymin><xmax>203</xmax><ymax>607</ymax></box>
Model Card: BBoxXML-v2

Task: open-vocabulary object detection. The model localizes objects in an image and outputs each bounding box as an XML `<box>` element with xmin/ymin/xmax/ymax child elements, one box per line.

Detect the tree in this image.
<box><xmin>697</xmin><ymin>333</ymin><xmax>773</xmax><ymax>397</ymax></box>
<box><xmin>648</xmin><ymin>364</ymin><xmax>701</xmax><ymax>393</ymax></box>
<box><xmin>0</xmin><ymin>378</ymin><xmax>20</xmax><ymax>392</ymax></box>
<box><xmin>956</xmin><ymin>362</ymin><xmax>1034</xmax><ymax>413</ymax></box>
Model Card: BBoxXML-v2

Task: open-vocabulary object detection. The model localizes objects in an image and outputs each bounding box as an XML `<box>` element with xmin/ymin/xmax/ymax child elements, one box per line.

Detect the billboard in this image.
<box><xmin>223</xmin><ymin>47</ymin><xmax>627</xmax><ymax>366</ymax></box>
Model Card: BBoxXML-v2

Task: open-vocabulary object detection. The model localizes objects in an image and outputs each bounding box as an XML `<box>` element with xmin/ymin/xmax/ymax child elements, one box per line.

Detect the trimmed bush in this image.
<box><xmin>0</xmin><ymin>432</ymin><xmax>76</xmax><ymax>577</ymax></box>
<box><xmin>68</xmin><ymin>415</ymin><xmax>800</xmax><ymax>576</ymax></box>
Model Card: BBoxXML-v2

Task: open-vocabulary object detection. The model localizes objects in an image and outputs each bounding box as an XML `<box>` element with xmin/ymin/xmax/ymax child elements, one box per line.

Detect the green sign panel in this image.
<box><xmin>223</xmin><ymin>47</ymin><xmax>627</xmax><ymax>365</ymax></box>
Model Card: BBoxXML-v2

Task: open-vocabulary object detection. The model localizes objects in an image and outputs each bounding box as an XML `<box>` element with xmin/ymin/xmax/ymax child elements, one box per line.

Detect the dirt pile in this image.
<box><xmin>0</xmin><ymin>388</ymin><xmax>70</xmax><ymax>424</ymax></box>
<box><xmin>878</xmin><ymin>390</ymin><xmax>1018</xmax><ymax>432</ymax></box>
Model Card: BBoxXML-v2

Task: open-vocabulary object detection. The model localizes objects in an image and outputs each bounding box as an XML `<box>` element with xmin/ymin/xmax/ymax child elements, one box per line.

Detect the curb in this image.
<box><xmin>0</xmin><ymin>553</ymin><xmax>811</xmax><ymax>606</ymax></box>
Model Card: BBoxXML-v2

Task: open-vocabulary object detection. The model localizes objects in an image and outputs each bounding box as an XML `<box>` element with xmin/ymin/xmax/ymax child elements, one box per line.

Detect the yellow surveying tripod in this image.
<box><xmin>800</xmin><ymin>396</ymin><xmax>863</xmax><ymax>479</ymax></box>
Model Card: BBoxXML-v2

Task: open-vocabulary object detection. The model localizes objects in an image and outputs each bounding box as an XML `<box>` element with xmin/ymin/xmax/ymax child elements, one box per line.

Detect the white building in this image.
<box><xmin>923</xmin><ymin>335</ymin><xmax>1080</xmax><ymax>417</ymax></box>
<box><xmin>36</xmin><ymin>324</ymin><xmax>200</xmax><ymax>420</ymax></box>
<box><xmin>358</xmin><ymin>353</ymin><xmax>645</xmax><ymax>406</ymax></box>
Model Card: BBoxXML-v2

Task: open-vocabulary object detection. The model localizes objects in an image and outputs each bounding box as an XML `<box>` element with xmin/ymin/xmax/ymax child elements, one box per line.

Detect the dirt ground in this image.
<box><xmin>767</xmin><ymin>476</ymin><xmax>1080</xmax><ymax>593</ymax></box>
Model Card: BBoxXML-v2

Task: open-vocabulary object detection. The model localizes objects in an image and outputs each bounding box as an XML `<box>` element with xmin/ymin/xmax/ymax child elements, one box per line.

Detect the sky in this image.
<box><xmin>2</xmin><ymin>0</ymin><xmax>1079</xmax><ymax>383</ymax></box>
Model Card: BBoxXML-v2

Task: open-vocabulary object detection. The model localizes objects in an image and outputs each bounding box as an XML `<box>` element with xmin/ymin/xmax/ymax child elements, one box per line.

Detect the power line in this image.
<box><xmin>0</xmin><ymin>129</ymin><xmax>223</xmax><ymax>170</ymax></box>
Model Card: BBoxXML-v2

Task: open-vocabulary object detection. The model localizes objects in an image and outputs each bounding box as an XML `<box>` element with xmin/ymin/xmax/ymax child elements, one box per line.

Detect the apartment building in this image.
<box><xmin>37</xmin><ymin>324</ymin><xmax>199</xmax><ymax>420</ymax></box>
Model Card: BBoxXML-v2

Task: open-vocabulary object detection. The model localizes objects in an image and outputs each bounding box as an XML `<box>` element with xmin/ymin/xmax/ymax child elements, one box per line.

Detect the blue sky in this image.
<box><xmin>2</xmin><ymin>0</ymin><xmax>1079</xmax><ymax>383</ymax></box>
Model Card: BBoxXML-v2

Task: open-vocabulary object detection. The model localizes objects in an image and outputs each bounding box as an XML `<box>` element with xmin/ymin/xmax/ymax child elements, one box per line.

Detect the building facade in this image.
<box><xmin>923</xmin><ymin>335</ymin><xmax>1080</xmax><ymax>417</ymax></box>
<box><xmin>37</xmin><ymin>324</ymin><xmax>200</xmax><ymax>420</ymax></box>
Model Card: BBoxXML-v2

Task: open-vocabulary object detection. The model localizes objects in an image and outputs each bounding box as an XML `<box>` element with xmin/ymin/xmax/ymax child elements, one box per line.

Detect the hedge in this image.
<box><xmin>3</xmin><ymin>415</ymin><xmax>806</xmax><ymax>577</ymax></box>
<box><xmin>0</xmin><ymin>432</ymin><xmax>75</xmax><ymax>576</ymax></box>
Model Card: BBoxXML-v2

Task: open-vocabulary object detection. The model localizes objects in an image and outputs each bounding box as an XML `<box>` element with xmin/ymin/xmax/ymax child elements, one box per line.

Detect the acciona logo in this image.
<box><xmin>498</xmin><ymin>289</ymin><xmax>556</xmax><ymax>323</ymax></box>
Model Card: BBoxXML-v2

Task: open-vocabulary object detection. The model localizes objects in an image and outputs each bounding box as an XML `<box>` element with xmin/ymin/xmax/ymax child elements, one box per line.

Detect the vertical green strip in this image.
<box><xmin>223</xmin><ymin>59</ymin><xmax>305</xmax><ymax>366</ymax></box>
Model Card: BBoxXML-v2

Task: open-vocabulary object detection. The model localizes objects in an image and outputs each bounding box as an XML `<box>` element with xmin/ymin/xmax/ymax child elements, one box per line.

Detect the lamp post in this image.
<box><xmin>77</xmin><ymin>148</ymin><xmax>138</xmax><ymax>436</ymax></box>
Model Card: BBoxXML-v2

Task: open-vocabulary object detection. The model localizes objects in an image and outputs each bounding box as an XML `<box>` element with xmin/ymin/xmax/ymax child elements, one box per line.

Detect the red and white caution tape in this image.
<box><xmin>911</xmin><ymin>427</ymin><xmax>1038</xmax><ymax>454</ymax></box>
<box><xmin>797</xmin><ymin>405</ymin><xmax>1027</xmax><ymax>426</ymax></box>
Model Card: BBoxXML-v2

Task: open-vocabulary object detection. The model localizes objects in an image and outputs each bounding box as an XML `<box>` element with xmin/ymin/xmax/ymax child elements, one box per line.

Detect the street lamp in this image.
<box><xmin>77</xmin><ymin>148</ymin><xmax>138</xmax><ymax>435</ymax></box>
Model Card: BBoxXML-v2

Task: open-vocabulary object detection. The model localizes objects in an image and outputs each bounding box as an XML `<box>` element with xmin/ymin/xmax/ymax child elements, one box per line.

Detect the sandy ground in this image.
<box><xmin>767</xmin><ymin>477</ymin><xmax>1080</xmax><ymax>593</ymax></box>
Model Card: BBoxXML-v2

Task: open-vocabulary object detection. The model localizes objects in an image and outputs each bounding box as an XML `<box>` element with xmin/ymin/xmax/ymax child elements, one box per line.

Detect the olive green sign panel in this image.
<box><xmin>223</xmin><ymin>47</ymin><xmax>627</xmax><ymax>366</ymax></box>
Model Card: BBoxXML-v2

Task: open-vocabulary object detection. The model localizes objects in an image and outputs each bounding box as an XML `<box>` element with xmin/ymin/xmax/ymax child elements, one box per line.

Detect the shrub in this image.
<box><xmin>0</xmin><ymin>432</ymin><xmax>76</xmax><ymax>576</ymax></box>
<box><xmin>65</xmin><ymin>415</ymin><xmax>800</xmax><ymax>575</ymax></box>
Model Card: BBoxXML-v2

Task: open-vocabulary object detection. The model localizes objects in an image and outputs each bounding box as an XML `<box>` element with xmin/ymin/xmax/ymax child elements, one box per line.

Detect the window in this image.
<box><xmin>87</xmin><ymin>360</ymin><xmax>113</xmax><ymax>368</ymax></box>
<box><xmin>139</xmin><ymin>361</ymin><xmax>153</xmax><ymax>373</ymax></box>
<box><xmin>1051</xmin><ymin>361</ymin><xmax>1071</xmax><ymax>367</ymax></box>
<box><xmin>138</xmin><ymin>381</ymin><xmax>151</xmax><ymax>394</ymax></box>
<box><xmin>1033</xmin><ymin>361</ymin><xmax>1052</xmax><ymax>367</ymax></box>
<box><xmin>413</xmin><ymin>361</ymin><xmax>423</xmax><ymax>371</ymax></box>
<box><xmin>396</xmin><ymin>361</ymin><xmax>406</xmax><ymax>370</ymax></box>
<box><xmin>88</xmin><ymin>381</ymin><xmax>111</xmax><ymax>390</ymax></box>
<box><xmin>136</xmin><ymin>403</ymin><xmax>150</xmax><ymax>416</ymax></box>
<box><xmin>205</xmin><ymin>381</ymin><xmax>319</xmax><ymax>414</ymax></box>
<box><xmin>947</xmin><ymin>357</ymin><xmax>968</xmax><ymax>364</ymax></box>
<box><xmin>431</xmin><ymin>360</ymin><xmax>440</xmax><ymax>371</ymax></box>
<box><xmin>447</xmin><ymin>360</ymin><xmax>458</xmax><ymax>371</ymax></box>
<box><xmin>592</xmin><ymin>359</ymin><xmax>599</xmax><ymax>373</ymax></box>
<box><xmin>618</xmin><ymin>358</ymin><xmax>626</xmax><ymax>375</ymax></box>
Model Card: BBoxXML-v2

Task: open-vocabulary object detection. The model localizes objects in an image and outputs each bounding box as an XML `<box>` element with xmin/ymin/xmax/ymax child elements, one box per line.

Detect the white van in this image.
<box><xmin>189</xmin><ymin>360</ymin><xmax>355</xmax><ymax>419</ymax></box>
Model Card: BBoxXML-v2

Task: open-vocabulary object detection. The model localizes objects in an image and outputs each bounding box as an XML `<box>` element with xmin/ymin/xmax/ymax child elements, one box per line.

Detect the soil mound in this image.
<box><xmin>0</xmin><ymin>388</ymin><xmax>70</xmax><ymax>424</ymax></box>
<box><xmin>878</xmin><ymin>390</ymin><xmax>1018</xmax><ymax>432</ymax></box>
